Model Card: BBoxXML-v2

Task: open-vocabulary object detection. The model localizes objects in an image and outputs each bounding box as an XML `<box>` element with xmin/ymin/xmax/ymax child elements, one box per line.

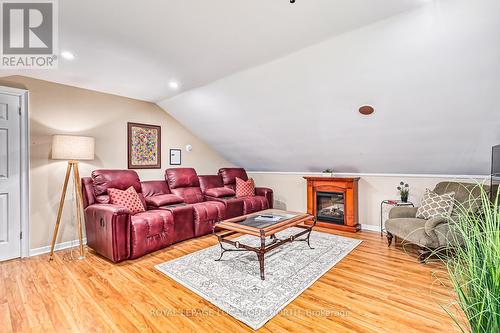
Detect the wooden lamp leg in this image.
<box><xmin>72</xmin><ymin>162</ymin><xmax>85</xmax><ymax>259</ymax></box>
<box><xmin>49</xmin><ymin>162</ymin><xmax>73</xmax><ymax>261</ymax></box>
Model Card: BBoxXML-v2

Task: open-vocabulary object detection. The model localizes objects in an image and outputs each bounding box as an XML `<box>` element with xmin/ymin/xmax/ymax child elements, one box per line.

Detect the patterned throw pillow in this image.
<box><xmin>416</xmin><ymin>189</ymin><xmax>455</xmax><ymax>220</ymax></box>
<box><xmin>108</xmin><ymin>186</ymin><xmax>146</xmax><ymax>215</ymax></box>
<box><xmin>235</xmin><ymin>177</ymin><xmax>255</xmax><ymax>197</ymax></box>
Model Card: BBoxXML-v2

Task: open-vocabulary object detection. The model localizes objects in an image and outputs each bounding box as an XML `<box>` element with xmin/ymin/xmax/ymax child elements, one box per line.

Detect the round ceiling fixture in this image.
<box><xmin>358</xmin><ymin>105</ymin><xmax>375</xmax><ymax>115</ymax></box>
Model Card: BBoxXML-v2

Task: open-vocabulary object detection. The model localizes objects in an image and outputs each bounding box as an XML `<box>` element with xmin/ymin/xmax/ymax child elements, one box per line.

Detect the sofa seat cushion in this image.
<box><xmin>145</xmin><ymin>194</ymin><xmax>184</xmax><ymax>208</ymax></box>
<box><xmin>241</xmin><ymin>196</ymin><xmax>269</xmax><ymax>215</ymax></box>
<box><xmin>205</xmin><ymin>187</ymin><xmax>235</xmax><ymax>198</ymax></box>
<box><xmin>191</xmin><ymin>201</ymin><xmax>225</xmax><ymax>237</ymax></box>
<box><xmin>206</xmin><ymin>196</ymin><xmax>244</xmax><ymax>219</ymax></box>
<box><xmin>130</xmin><ymin>210</ymin><xmax>174</xmax><ymax>259</ymax></box>
<box><xmin>385</xmin><ymin>218</ymin><xmax>438</xmax><ymax>248</ymax></box>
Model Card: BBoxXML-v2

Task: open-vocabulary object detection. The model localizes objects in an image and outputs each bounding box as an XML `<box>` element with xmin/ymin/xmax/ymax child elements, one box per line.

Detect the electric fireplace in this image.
<box><xmin>316</xmin><ymin>191</ymin><xmax>345</xmax><ymax>224</ymax></box>
<box><xmin>304</xmin><ymin>177</ymin><xmax>360</xmax><ymax>232</ymax></box>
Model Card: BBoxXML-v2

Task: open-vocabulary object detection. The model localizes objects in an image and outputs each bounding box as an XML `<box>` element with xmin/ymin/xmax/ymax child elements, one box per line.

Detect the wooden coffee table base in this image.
<box><xmin>214</xmin><ymin>219</ymin><xmax>316</xmax><ymax>280</ymax></box>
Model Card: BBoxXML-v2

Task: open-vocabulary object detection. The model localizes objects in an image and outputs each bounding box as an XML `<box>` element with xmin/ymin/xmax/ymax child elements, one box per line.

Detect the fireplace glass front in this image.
<box><xmin>316</xmin><ymin>191</ymin><xmax>345</xmax><ymax>224</ymax></box>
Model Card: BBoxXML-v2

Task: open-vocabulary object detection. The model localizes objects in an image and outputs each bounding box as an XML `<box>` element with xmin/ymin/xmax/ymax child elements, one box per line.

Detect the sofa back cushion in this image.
<box><xmin>198</xmin><ymin>175</ymin><xmax>224</xmax><ymax>193</ymax></box>
<box><xmin>141</xmin><ymin>180</ymin><xmax>171</xmax><ymax>197</ymax></box>
<box><xmin>218</xmin><ymin>168</ymin><xmax>248</xmax><ymax>191</ymax></box>
<box><xmin>92</xmin><ymin>169</ymin><xmax>145</xmax><ymax>206</ymax></box>
<box><xmin>165</xmin><ymin>168</ymin><xmax>204</xmax><ymax>204</ymax></box>
<box><xmin>166</xmin><ymin>168</ymin><xmax>199</xmax><ymax>188</ymax></box>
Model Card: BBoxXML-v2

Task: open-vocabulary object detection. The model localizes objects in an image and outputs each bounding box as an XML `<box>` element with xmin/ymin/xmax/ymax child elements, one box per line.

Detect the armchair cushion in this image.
<box><xmin>424</xmin><ymin>216</ymin><xmax>449</xmax><ymax>237</ymax></box>
<box><xmin>416</xmin><ymin>189</ymin><xmax>455</xmax><ymax>220</ymax></box>
<box><xmin>145</xmin><ymin>194</ymin><xmax>184</xmax><ymax>208</ymax></box>
<box><xmin>205</xmin><ymin>187</ymin><xmax>235</xmax><ymax>198</ymax></box>
<box><xmin>385</xmin><ymin>218</ymin><xmax>438</xmax><ymax>248</ymax></box>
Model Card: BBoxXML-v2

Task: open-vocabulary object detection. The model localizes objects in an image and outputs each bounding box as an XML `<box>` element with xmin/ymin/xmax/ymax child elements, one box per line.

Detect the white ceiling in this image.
<box><xmin>159</xmin><ymin>0</ymin><xmax>500</xmax><ymax>175</ymax></box>
<box><xmin>0</xmin><ymin>0</ymin><xmax>425</xmax><ymax>101</ymax></box>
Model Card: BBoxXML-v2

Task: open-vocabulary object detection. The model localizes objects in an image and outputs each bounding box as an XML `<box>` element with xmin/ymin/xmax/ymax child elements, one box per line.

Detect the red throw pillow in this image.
<box><xmin>235</xmin><ymin>177</ymin><xmax>255</xmax><ymax>197</ymax></box>
<box><xmin>108</xmin><ymin>186</ymin><xmax>146</xmax><ymax>214</ymax></box>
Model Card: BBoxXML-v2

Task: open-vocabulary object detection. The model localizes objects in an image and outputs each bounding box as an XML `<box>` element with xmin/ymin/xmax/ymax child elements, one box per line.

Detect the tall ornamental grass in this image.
<box><xmin>443</xmin><ymin>187</ymin><xmax>499</xmax><ymax>333</ymax></box>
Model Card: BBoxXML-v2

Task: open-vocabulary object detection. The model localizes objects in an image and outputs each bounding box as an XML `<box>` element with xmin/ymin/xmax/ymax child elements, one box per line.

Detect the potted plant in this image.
<box><xmin>322</xmin><ymin>168</ymin><xmax>334</xmax><ymax>177</ymax></box>
<box><xmin>397</xmin><ymin>181</ymin><xmax>409</xmax><ymax>202</ymax></box>
<box><xmin>440</xmin><ymin>187</ymin><xmax>499</xmax><ymax>333</ymax></box>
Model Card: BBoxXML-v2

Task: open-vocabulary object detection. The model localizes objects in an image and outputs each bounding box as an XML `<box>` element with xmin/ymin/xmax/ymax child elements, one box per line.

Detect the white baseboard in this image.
<box><xmin>29</xmin><ymin>238</ymin><xmax>87</xmax><ymax>257</ymax></box>
<box><xmin>361</xmin><ymin>224</ymin><xmax>380</xmax><ymax>232</ymax></box>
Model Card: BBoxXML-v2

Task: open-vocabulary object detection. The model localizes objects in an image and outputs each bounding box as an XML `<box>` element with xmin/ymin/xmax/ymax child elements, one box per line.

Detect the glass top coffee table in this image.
<box><xmin>213</xmin><ymin>209</ymin><xmax>316</xmax><ymax>280</ymax></box>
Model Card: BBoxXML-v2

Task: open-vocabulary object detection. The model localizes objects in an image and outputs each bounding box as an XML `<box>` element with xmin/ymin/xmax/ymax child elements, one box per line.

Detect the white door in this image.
<box><xmin>0</xmin><ymin>93</ymin><xmax>21</xmax><ymax>261</ymax></box>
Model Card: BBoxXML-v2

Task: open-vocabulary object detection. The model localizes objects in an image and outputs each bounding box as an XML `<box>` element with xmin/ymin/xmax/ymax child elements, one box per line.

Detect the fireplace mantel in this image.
<box><xmin>304</xmin><ymin>176</ymin><xmax>360</xmax><ymax>232</ymax></box>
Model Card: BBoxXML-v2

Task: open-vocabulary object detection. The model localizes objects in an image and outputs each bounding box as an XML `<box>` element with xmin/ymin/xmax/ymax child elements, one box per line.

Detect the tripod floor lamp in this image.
<box><xmin>49</xmin><ymin>135</ymin><xmax>95</xmax><ymax>261</ymax></box>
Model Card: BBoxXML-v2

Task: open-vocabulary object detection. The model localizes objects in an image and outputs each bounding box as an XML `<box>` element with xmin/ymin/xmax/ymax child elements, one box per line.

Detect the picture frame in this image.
<box><xmin>127</xmin><ymin>122</ymin><xmax>161</xmax><ymax>169</ymax></box>
<box><xmin>169</xmin><ymin>149</ymin><xmax>181</xmax><ymax>165</ymax></box>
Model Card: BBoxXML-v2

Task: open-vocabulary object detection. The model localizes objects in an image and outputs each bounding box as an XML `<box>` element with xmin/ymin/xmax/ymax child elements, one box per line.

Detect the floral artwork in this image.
<box><xmin>127</xmin><ymin>123</ymin><xmax>161</xmax><ymax>169</ymax></box>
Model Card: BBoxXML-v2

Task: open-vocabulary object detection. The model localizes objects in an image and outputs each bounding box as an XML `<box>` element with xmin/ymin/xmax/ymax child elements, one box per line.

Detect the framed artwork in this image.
<box><xmin>169</xmin><ymin>149</ymin><xmax>181</xmax><ymax>165</ymax></box>
<box><xmin>127</xmin><ymin>122</ymin><xmax>161</xmax><ymax>169</ymax></box>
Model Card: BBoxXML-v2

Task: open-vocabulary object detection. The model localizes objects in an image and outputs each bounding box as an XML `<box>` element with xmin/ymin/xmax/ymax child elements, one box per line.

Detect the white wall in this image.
<box><xmin>249</xmin><ymin>172</ymin><xmax>488</xmax><ymax>230</ymax></box>
<box><xmin>160</xmin><ymin>0</ymin><xmax>500</xmax><ymax>175</ymax></box>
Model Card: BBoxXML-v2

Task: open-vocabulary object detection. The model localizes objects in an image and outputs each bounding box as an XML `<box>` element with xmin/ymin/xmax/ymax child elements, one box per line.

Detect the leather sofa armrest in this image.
<box><xmin>85</xmin><ymin>203</ymin><xmax>130</xmax><ymax>215</ymax></box>
<box><xmin>424</xmin><ymin>216</ymin><xmax>449</xmax><ymax>237</ymax></box>
<box><xmin>84</xmin><ymin>204</ymin><xmax>131</xmax><ymax>262</ymax></box>
<box><xmin>145</xmin><ymin>194</ymin><xmax>184</xmax><ymax>208</ymax></box>
<box><xmin>388</xmin><ymin>206</ymin><xmax>418</xmax><ymax>219</ymax></box>
<box><xmin>255</xmin><ymin>187</ymin><xmax>273</xmax><ymax>209</ymax></box>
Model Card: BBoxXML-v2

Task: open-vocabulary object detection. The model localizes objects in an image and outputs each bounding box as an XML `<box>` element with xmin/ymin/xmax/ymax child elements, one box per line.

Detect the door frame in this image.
<box><xmin>0</xmin><ymin>86</ymin><xmax>29</xmax><ymax>258</ymax></box>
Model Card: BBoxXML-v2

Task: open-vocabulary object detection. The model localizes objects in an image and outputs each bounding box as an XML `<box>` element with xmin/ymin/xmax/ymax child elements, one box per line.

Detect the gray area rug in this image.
<box><xmin>155</xmin><ymin>228</ymin><xmax>361</xmax><ymax>330</ymax></box>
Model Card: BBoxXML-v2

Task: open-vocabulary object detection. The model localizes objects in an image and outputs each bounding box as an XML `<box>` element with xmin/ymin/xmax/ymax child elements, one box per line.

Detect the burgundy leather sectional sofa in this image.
<box><xmin>81</xmin><ymin>167</ymin><xmax>273</xmax><ymax>262</ymax></box>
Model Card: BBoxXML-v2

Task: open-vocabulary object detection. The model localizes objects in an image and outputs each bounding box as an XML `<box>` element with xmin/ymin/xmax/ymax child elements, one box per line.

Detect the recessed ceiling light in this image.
<box><xmin>168</xmin><ymin>81</ymin><xmax>180</xmax><ymax>90</ymax></box>
<box><xmin>60</xmin><ymin>51</ymin><xmax>75</xmax><ymax>60</ymax></box>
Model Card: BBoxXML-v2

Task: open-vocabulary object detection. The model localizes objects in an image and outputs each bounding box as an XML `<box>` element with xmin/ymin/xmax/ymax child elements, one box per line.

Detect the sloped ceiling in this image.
<box><xmin>159</xmin><ymin>0</ymin><xmax>500</xmax><ymax>175</ymax></box>
<box><xmin>0</xmin><ymin>0</ymin><xmax>424</xmax><ymax>101</ymax></box>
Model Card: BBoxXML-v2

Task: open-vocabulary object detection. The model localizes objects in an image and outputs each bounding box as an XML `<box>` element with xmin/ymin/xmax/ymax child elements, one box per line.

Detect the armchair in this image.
<box><xmin>385</xmin><ymin>181</ymin><xmax>484</xmax><ymax>262</ymax></box>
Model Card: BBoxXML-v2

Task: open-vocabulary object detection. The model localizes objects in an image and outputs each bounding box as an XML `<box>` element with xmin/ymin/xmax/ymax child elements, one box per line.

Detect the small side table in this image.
<box><xmin>380</xmin><ymin>200</ymin><xmax>414</xmax><ymax>236</ymax></box>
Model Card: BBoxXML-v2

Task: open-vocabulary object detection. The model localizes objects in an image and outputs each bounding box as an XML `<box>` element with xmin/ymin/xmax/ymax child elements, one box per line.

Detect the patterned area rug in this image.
<box><xmin>155</xmin><ymin>228</ymin><xmax>361</xmax><ymax>330</ymax></box>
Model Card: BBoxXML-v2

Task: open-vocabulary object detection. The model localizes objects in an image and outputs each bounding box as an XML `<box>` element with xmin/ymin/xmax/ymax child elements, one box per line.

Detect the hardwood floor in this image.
<box><xmin>0</xmin><ymin>228</ymin><xmax>465</xmax><ymax>332</ymax></box>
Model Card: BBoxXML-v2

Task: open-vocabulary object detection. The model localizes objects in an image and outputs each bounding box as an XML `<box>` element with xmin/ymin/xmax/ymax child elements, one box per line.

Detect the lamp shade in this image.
<box><xmin>51</xmin><ymin>135</ymin><xmax>95</xmax><ymax>160</ymax></box>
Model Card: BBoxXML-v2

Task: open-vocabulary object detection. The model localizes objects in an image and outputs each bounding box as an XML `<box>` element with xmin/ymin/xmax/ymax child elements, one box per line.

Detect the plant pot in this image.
<box><xmin>400</xmin><ymin>195</ymin><xmax>408</xmax><ymax>203</ymax></box>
